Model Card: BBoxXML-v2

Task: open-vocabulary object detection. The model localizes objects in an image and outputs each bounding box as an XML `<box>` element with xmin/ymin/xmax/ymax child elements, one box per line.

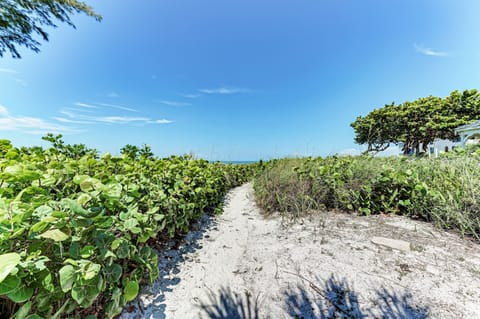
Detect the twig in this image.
<box><xmin>274</xmin><ymin>259</ymin><xmax>279</xmax><ymax>280</ymax></box>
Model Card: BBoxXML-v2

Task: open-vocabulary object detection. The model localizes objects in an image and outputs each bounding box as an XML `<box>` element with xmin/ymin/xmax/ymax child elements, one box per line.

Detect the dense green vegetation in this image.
<box><xmin>254</xmin><ymin>154</ymin><xmax>480</xmax><ymax>241</ymax></box>
<box><xmin>351</xmin><ymin>89</ymin><xmax>480</xmax><ymax>155</ymax></box>
<box><xmin>0</xmin><ymin>137</ymin><xmax>255</xmax><ymax>318</ymax></box>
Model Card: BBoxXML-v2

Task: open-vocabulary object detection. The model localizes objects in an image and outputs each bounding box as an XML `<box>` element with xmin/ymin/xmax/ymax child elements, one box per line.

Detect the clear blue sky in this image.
<box><xmin>1</xmin><ymin>0</ymin><xmax>480</xmax><ymax>160</ymax></box>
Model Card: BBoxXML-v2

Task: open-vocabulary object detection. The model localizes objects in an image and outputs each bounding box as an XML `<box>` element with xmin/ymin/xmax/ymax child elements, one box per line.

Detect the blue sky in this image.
<box><xmin>1</xmin><ymin>0</ymin><xmax>480</xmax><ymax>160</ymax></box>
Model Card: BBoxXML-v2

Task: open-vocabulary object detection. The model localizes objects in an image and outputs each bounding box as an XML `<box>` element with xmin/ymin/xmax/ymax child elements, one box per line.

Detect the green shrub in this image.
<box><xmin>254</xmin><ymin>155</ymin><xmax>480</xmax><ymax>240</ymax></box>
<box><xmin>0</xmin><ymin>141</ymin><xmax>255</xmax><ymax>318</ymax></box>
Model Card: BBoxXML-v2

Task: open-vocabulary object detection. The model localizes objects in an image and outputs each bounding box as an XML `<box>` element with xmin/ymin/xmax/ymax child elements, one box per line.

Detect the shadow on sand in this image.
<box><xmin>199</xmin><ymin>275</ymin><xmax>429</xmax><ymax>319</ymax></box>
<box><xmin>199</xmin><ymin>287</ymin><xmax>261</xmax><ymax>319</ymax></box>
<box><xmin>123</xmin><ymin>212</ymin><xmax>220</xmax><ymax>319</ymax></box>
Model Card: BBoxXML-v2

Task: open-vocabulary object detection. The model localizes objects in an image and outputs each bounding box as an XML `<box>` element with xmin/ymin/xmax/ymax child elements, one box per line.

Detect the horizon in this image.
<box><xmin>1</xmin><ymin>0</ymin><xmax>480</xmax><ymax>161</ymax></box>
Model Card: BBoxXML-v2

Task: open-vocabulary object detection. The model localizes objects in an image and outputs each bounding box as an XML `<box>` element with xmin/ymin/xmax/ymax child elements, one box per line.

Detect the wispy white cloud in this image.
<box><xmin>198</xmin><ymin>87</ymin><xmax>252</xmax><ymax>95</ymax></box>
<box><xmin>107</xmin><ymin>92</ymin><xmax>119</xmax><ymax>98</ymax></box>
<box><xmin>0</xmin><ymin>68</ymin><xmax>18</xmax><ymax>74</ymax></box>
<box><xmin>75</xmin><ymin>102</ymin><xmax>98</xmax><ymax>109</ymax></box>
<box><xmin>53</xmin><ymin>117</ymin><xmax>96</xmax><ymax>125</ymax></box>
<box><xmin>60</xmin><ymin>110</ymin><xmax>88</xmax><ymax>119</ymax></box>
<box><xmin>75</xmin><ymin>102</ymin><xmax>138</xmax><ymax>113</ymax></box>
<box><xmin>149</xmin><ymin>119</ymin><xmax>173</xmax><ymax>124</ymax></box>
<box><xmin>64</xmin><ymin>107</ymin><xmax>97</xmax><ymax>114</ymax></box>
<box><xmin>182</xmin><ymin>93</ymin><xmax>201</xmax><ymax>99</ymax></box>
<box><xmin>414</xmin><ymin>44</ymin><xmax>448</xmax><ymax>57</ymax></box>
<box><xmin>94</xmin><ymin>116</ymin><xmax>151</xmax><ymax>124</ymax></box>
<box><xmin>59</xmin><ymin>108</ymin><xmax>172</xmax><ymax>125</ymax></box>
<box><xmin>96</xmin><ymin>103</ymin><xmax>139</xmax><ymax>113</ymax></box>
<box><xmin>0</xmin><ymin>105</ymin><xmax>74</xmax><ymax>134</ymax></box>
<box><xmin>158</xmin><ymin>100</ymin><xmax>191</xmax><ymax>107</ymax></box>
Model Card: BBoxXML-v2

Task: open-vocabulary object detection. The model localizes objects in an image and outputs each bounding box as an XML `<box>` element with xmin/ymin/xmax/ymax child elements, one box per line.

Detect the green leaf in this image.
<box><xmin>0</xmin><ymin>275</ymin><xmax>21</xmax><ymax>294</ymax></box>
<box><xmin>65</xmin><ymin>199</ymin><xmax>100</xmax><ymax>218</ymax></box>
<box><xmin>123</xmin><ymin>280</ymin><xmax>139</xmax><ymax>302</ymax></box>
<box><xmin>73</xmin><ymin>175</ymin><xmax>100</xmax><ymax>192</ymax></box>
<box><xmin>38</xmin><ymin>228</ymin><xmax>70</xmax><ymax>242</ymax></box>
<box><xmin>111</xmin><ymin>239</ymin><xmax>121</xmax><ymax>250</ymax></box>
<box><xmin>83</xmin><ymin>277</ymin><xmax>102</xmax><ymax>307</ymax></box>
<box><xmin>102</xmin><ymin>183</ymin><xmax>122</xmax><ymax>199</ymax></box>
<box><xmin>40</xmin><ymin>175</ymin><xmax>56</xmax><ymax>187</ymax></box>
<box><xmin>80</xmin><ymin>245</ymin><xmax>95</xmax><ymax>258</ymax></box>
<box><xmin>71</xmin><ymin>284</ymin><xmax>85</xmax><ymax>305</ymax></box>
<box><xmin>104</xmin><ymin>264</ymin><xmax>122</xmax><ymax>283</ymax></box>
<box><xmin>42</xmin><ymin>273</ymin><xmax>54</xmax><ymax>292</ymax></box>
<box><xmin>104</xmin><ymin>287</ymin><xmax>123</xmax><ymax>318</ymax></box>
<box><xmin>26</xmin><ymin>315</ymin><xmax>43</xmax><ymax>319</ymax></box>
<box><xmin>68</xmin><ymin>242</ymin><xmax>80</xmax><ymax>259</ymax></box>
<box><xmin>116</xmin><ymin>241</ymin><xmax>130</xmax><ymax>259</ymax></box>
<box><xmin>29</xmin><ymin>221</ymin><xmax>49</xmax><ymax>234</ymax></box>
<box><xmin>124</xmin><ymin>218</ymin><xmax>139</xmax><ymax>229</ymax></box>
<box><xmin>77</xmin><ymin>193</ymin><xmax>92</xmax><ymax>206</ymax></box>
<box><xmin>82</xmin><ymin>262</ymin><xmax>101</xmax><ymax>280</ymax></box>
<box><xmin>7</xmin><ymin>285</ymin><xmax>34</xmax><ymax>303</ymax></box>
<box><xmin>15</xmin><ymin>301</ymin><xmax>32</xmax><ymax>319</ymax></box>
<box><xmin>0</xmin><ymin>253</ymin><xmax>21</xmax><ymax>283</ymax></box>
<box><xmin>130</xmin><ymin>226</ymin><xmax>142</xmax><ymax>234</ymax></box>
<box><xmin>153</xmin><ymin>213</ymin><xmax>165</xmax><ymax>221</ymax></box>
<box><xmin>59</xmin><ymin>265</ymin><xmax>75</xmax><ymax>292</ymax></box>
<box><xmin>34</xmin><ymin>205</ymin><xmax>53</xmax><ymax>217</ymax></box>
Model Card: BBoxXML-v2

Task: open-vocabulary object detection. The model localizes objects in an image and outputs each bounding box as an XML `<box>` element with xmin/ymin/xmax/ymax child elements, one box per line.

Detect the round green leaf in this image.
<box><xmin>59</xmin><ymin>265</ymin><xmax>75</xmax><ymax>292</ymax></box>
<box><xmin>7</xmin><ymin>285</ymin><xmax>34</xmax><ymax>303</ymax></box>
<box><xmin>104</xmin><ymin>264</ymin><xmax>122</xmax><ymax>283</ymax></box>
<box><xmin>0</xmin><ymin>275</ymin><xmax>21</xmax><ymax>294</ymax></box>
<box><xmin>80</xmin><ymin>245</ymin><xmax>95</xmax><ymax>258</ymax></box>
<box><xmin>123</xmin><ymin>280</ymin><xmax>139</xmax><ymax>302</ymax></box>
<box><xmin>71</xmin><ymin>285</ymin><xmax>85</xmax><ymax>305</ymax></box>
<box><xmin>38</xmin><ymin>228</ymin><xmax>70</xmax><ymax>242</ymax></box>
<box><xmin>65</xmin><ymin>199</ymin><xmax>100</xmax><ymax>218</ymax></box>
<box><xmin>0</xmin><ymin>253</ymin><xmax>21</xmax><ymax>283</ymax></box>
<box><xmin>82</xmin><ymin>263</ymin><xmax>101</xmax><ymax>281</ymax></box>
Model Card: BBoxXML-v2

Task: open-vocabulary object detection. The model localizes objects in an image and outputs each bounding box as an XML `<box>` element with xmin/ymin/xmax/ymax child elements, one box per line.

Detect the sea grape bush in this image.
<box><xmin>254</xmin><ymin>155</ymin><xmax>480</xmax><ymax>240</ymax></box>
<box><xmin>0</xmin><ymin>138</ymin><xmax>255</xmax><ymax>318</ymax></box>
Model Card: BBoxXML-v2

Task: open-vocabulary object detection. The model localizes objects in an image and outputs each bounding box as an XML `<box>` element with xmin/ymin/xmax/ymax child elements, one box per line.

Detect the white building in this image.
<box><xmin>454</xmin><ymin>120</ymin><xmax>480</xmax><ymax>147</ymax></box>
<box><xmin>427</xmin><ymin>120</ymin><xmax>480</xmax><ymax>157</ymax></box>
<box><xmin>427</xmin><ymin>139</ymin><xmax>459</xmax><ymax>157</ymax></box>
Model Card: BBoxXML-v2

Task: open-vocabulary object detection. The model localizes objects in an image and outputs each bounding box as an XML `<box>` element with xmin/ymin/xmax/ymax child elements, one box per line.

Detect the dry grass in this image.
<box><xmin>253</xmin><ymin>155</ymin><xmax>480</xmax><ymax>241</ymax></box>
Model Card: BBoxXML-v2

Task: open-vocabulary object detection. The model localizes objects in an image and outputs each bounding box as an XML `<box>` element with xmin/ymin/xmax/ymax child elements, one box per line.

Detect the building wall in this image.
<box><xmin>428</xmin><ymin>139</ymin><xmax>458</xmax><ymax>157</ymax></box>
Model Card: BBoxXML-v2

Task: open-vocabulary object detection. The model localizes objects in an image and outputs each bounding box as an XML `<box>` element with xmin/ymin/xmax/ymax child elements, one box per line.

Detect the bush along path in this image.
<box><xmin>254</xmin><ymin>155</ymin><xmax>480</xmax><ymax>241</ymax></box>
<box><xmin>0</xmin><ymin>137</ymin><xmax>256</xmax><ymax>319</ymax></box>
<box><xmin>122</xmin><ymin>183</ymin><xmax>480</xmax><ymax>319</ymax></box>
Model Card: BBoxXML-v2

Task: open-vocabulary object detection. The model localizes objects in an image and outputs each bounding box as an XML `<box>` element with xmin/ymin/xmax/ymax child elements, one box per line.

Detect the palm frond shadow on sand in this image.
<box><xmin>199</xmin><ymin>275</ymin><xmax>429</xmax><ymax>319</ymax></box>
<box><xmin>285</xmin><ymin>275</ymin><xmax>429</xmax><ymax>319</ymax></box>
<box><xmin>198</xmin><ymin>287</ymin><xmax>260</xmax><ymax>319</ymax></box>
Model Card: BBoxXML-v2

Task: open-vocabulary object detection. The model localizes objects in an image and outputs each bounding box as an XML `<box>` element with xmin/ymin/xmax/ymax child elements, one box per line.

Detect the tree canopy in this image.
<box><xmin>0</xmin><ymin>0</ymin><xmax>101</xmax><ymax>58</ymax></box>
<box><xmin>351</xmin><ymin>89</ymin><xmax>480</xmax><ymax>155</ymax></box>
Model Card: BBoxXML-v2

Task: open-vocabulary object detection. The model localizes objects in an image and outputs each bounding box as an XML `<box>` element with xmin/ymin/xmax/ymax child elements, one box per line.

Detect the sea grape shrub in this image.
<box><xmin>254</xmin><ymin>155</ymin><xmax>480</xmax><ymax>240</ymax></box>
<box><xmin>0</xmin><ymin>140</ymin><xmax>256</xmax><ymax>318</ymax></box>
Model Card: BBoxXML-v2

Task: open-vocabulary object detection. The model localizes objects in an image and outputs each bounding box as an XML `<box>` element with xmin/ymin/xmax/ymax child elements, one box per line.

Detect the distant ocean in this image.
<box><xmin>220</xmin><ymin>160</ymin><xmax>258</xmax><ymax>165</ymax></box>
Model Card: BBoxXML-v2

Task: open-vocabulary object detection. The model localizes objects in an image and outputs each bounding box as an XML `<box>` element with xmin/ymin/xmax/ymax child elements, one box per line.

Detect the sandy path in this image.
<box><xmin>122</xmin><ymin>183</ymin><xmax>480</xmax><ymax>319</ymax></box>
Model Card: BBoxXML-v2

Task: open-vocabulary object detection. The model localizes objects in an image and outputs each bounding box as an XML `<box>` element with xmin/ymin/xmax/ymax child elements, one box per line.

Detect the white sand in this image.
<box><xmin>121</xmin><ymin>183</ymin><xmax>480</xmax><ymax>319</ymax></box>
